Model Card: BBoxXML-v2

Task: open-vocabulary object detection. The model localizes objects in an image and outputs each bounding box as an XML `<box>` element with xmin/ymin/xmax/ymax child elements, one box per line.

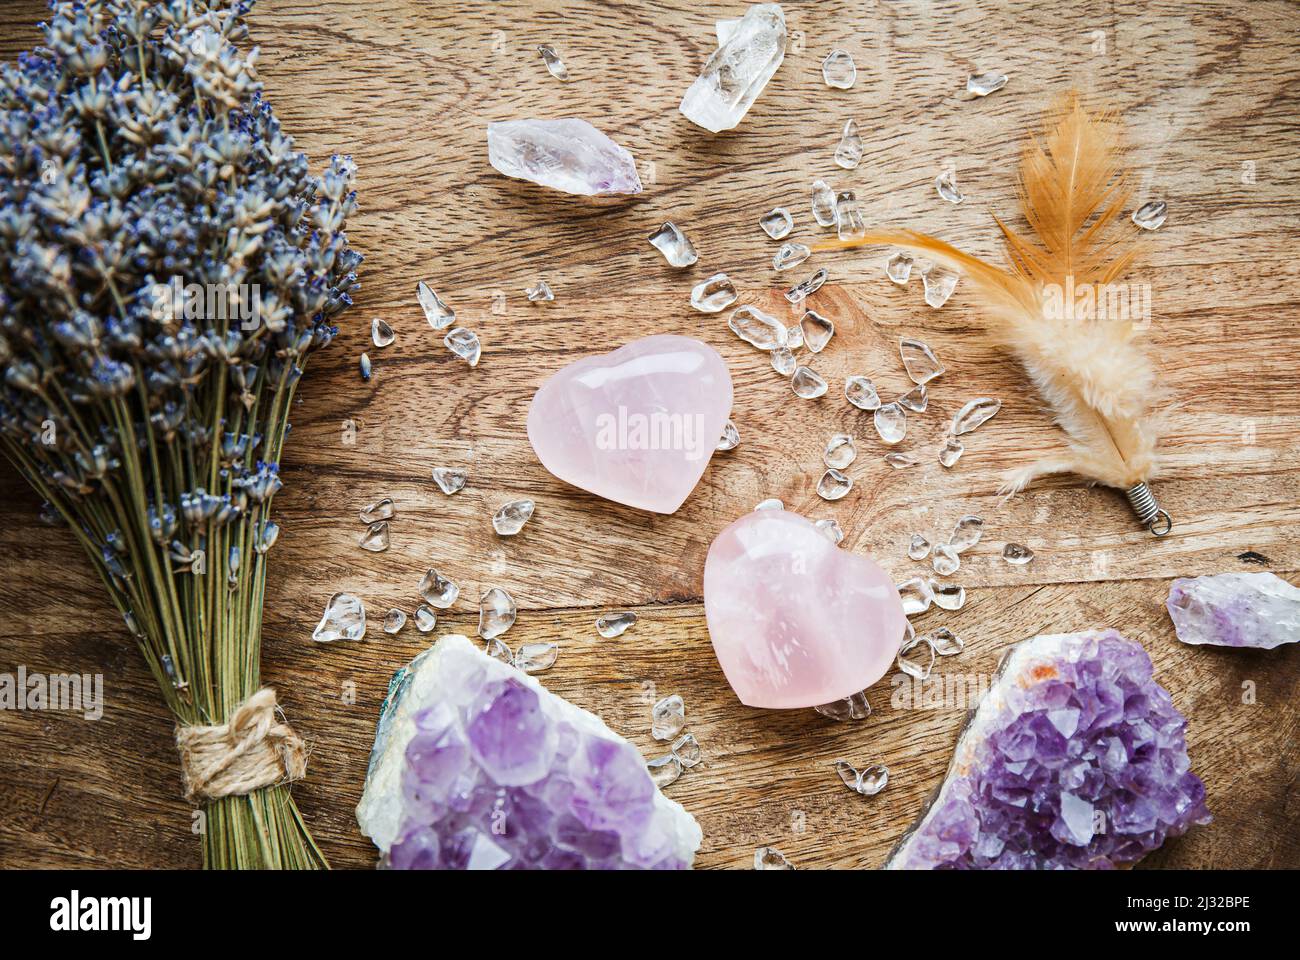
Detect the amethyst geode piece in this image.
<box><xmin>356</xmin><ymin>634</ymin><xmax>702</xmax><ymax>869</ymax></box>
<box><xmin>1167</xmin><ymin>572</ymin><xmax>1299</xmax><ymax>650</ymax></box>
<box><xmin>887</xmin><ymin>630</ymin><xmax>1210</xmax><ymax>869</ymax></box>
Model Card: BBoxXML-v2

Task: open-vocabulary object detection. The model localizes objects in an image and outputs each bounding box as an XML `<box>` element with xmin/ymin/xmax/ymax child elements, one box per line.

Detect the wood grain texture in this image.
<box><xmin>1</xmin><ymin>0</ymin><xmax>1297</xmax><ymax>869</ymax></box>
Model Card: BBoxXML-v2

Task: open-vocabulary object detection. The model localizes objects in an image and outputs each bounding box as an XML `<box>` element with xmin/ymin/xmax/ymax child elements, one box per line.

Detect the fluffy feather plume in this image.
<box><xmin>817</xmin><ymin>93</ymin><xmax>1160</xmax><ymax>497</ymax></box>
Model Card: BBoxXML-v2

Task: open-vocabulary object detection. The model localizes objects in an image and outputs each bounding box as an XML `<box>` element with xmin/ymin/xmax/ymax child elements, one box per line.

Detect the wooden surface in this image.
<box><xmin>1</xmin><ymin>0</ymin><xmax>1298</xmax><ymax>869</ymax></box>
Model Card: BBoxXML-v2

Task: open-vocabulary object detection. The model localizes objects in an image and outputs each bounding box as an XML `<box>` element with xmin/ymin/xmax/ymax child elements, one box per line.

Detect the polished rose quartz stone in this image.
<box><xmin>527</xmin><ymin>334</ymin><xmax>733</xmax><ymax>514</ymax></box>
<box><xmin>704</xmin><ymin>508</ymin><xmax>907</xmax><ymax>708</ymax></box>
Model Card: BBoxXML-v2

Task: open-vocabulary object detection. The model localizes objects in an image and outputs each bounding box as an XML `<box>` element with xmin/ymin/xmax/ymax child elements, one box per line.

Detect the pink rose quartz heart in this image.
<box><xmin>527</xmin><ymin>335</ymin><xmax>733</xmax><ymax>514</ymax></box>
<box><xmin>704</xmin><ymin>508</ymin><xmax>907</xmax><ymax>709</ymax></box>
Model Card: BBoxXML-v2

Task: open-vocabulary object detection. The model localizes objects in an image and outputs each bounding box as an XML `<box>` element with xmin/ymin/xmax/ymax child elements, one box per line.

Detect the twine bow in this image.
<box><xmin>175</xmin><ymin>688</ymin><xmax>307</xmax><ymax>803</ymax></box>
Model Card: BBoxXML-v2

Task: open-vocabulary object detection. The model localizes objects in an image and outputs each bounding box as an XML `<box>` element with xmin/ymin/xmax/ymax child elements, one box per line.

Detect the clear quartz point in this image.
<box><xmin>845</xmin><ymin>375</ymin><xmax>881</xmax><ymax>410</ymax></box>
<box><xmin>514</xmin><ymin>641</ymin><xmax>558</xmax><ymax>674</ymax></box>
<box><xmin>414</xmin><ymin>604</ymin><xmax>437</xmax><ymax>633</ymax></box>
<box><xmin>899</xmin><ymin>337</ymin><xmax>945</xmax><ymax>384</ymax></box>
<box><xmin>717</xmin><ymin>419</ymin><xmax>741</xmax><ymax>451</ymax></box>
<box><xmin>815</xmin><ymin>690</ymin><xmax>871</xmax><ymax>721</ymax></box>
<box><xmin>1132</xmin><ymin>200</ymin><xmax>1168</xmax><ymax>230</ymax></box>
<box><xmin>897</xmin><ymin>577</ymin><xmax>934</xmax><ymax>615</ymax></box>
<box><xmin>948</xmin><ymin>515</ymin><xmax>984</xmax><ymax>552</ymax></box>
<box><xmin>922</xmin><ymin>265</ymin><xmax>959</xmax><ymax>307</ymax></box>
<box><xmin>536</xmin><ymin>43</ymin><xmax>569</xmax><ymax>80</ymax></box>
<box><xmin>417</xmin><ymin>281</ymin><xmax>455</xmax><ymax>330</ymax></box>
<box><xmin>755</xmin><ymin>847</ymin><xmax>795</xmax><ymax>870</ymax></box>
<box><xmin>815</xmin><ymin>518</ymin><xmax>844</xmax><ymax>544</ymax></box>
<box><xmin>771</xmin><ymin>345</ymin><xmax>796</xmax><ymax>377</ymax></box>
<box><xmin>935</xmin><ymin>170</ymin><xmax>965</xmax><ymax>204</ymax></box>
<box><xmin>898</xmin><ymin>633</ymin><xmax>936</xmax><ymax>679</ymax></box>
<box><xmin>359</xmin><ymin>521</ymin><xmax>390</xmax><ymax>552</ymax></box>
<box><xmin>729</xmin><ymin>305</ymin><xmax>786</xmax><ymax>350</ymax></box>
<box><xmin>487</xmin><ymin>118</ymin><xmax>642</xmax><ymax>196</ymax></box>
<box><xmin>836</xmin><ymin>191</ymin><xmax>866</xmax><ymax>241</ymax></box>
<box><xmin>691</xmin><ymin>273</ymin><xmax>738</xmax><ymax>313</ymax></box>
<box><xmin>383</xmin><ymin>608</ymin><xmax>406</xmax><ymax>634</ymax></box>
<box><xmin>932</xmin><ymin>543</ymin><xmax>960</xmax><ymax>576</ymax></box>
<box><xmin>817</xmin><ymin>468</ymin><xmax>853</xmax><ymax>501</ymax></box>
<box><xmin>967</xmin><ymin>71</ymin><xmax>1008</xmax><ymax>96</ymax></box>
<box><xmin>834</xmin><ymin>119</ymin><xmax>863</xmax><ymax>169</ymax></box>
<box><xmin>824</xmin><ymin>433</ymin><xmax>857</xmax><ymax>469</ymax></box>
<box><xmin>874</xmin><ymin>402</ymin><xmax>907</xmax><ymax>444</ymax></box>
<box><xmin>908</xmin><ymin>533</ymin><xmax>931</xmax><ymax>561</ymax></box>
<box><xmin>478</xmin><ymin>587</ymin><xmax>517</xmax><ymax>639</ymax></box>
<box><xmin>821</xmin><ymin>49</ymin><xmax>857</xmax><ymax>89</ymax></box>
<box><xmin>951</xmin><ymin>397</ymin><xmax>1001</xmax><ymax>435</ymax></box>
<box><xmin>938</xmin><ymin>436</ymin><xmax>965</xmax><ymax>468</ymax></box>
<box><xmin>898</xmin><ymin>383</ymin><xmax>928</xmax><ymax>412</ymax></box>
<box><xmin>886</xmin><ymin>252</ymin><xmax>914</xmax><ymax>285</ymax></box>
<box><xmin>432</xmin><ymin>467</ymin><xmax>467</xmax><ymax>495</ymax></box>
<box><xmin>596</xmin><ymin>611</ymin><xmax>637</xmax><ymax>638</ymax></box>
<box><xmin>651</xmin><ymin>695</ymin><xmax>686</xmax><ymax>741</ymax></box>
<box><xmin>886</xmin><ymin>452</ymin><xmax>919</xmax><ymax>469</ymax></box>
<box><xmin>419</xmin><ymin>568</ymin><xmax>460</xmax><ymax>608</ymax></box>
<box><xmin>493</xmin><ymin>499</ymin><xmax>535</xmax><ymax>535</ymax></box>
<box><xmin>786</xmin><ymin>268</ymin><xmax>828</xmax><ymax>304</ymax></box>
<box><xmin>647</xmin><ymin>755</ymin><xmax>683</xmax><ymax>788</ymax></box>
<box><xmin>371</xmin><ymin>317</ymin><xmax>395</xmax><ymax>348</ymax></box>
<box><xmin>671</xmin><ymin>733</ymin><xmax>702</xmax><ymax>768</ymax></box>
<box><xmin>444</xmin><ymin>327</ymin><xmax>481</xmax><ymax>366</ymax></box>
<box><xmin>313</xmin><ymin>592</ymin><xmax>366</xmax><ymax>642</ymax></box>
<box><xmin>931</xmin><ymin>627</ymin><xmax>964</xmax><ymax>656</ymax></box>
<box><xmin>799</xmin><ymin>310</ymin><xmax>834</xmax><ymax>352</ymax></box>
<box><xmin>773</xmin><ymin>241</ymin><xmax>811</xmax><ymax>271</ymax></box>
<box><xmin>525</xmin><ymin>279</ymin><xmax>554</xmax><ymax>302</ymax></box>
<box><xmin>649</xmin><ymin>222</ymin><xmax>698</xmax><ymax>267</ymax></box>
<box><xmin>811</xmin><ymin>179</ymin><xmax>838</xmax><ymax>227</ymax></box>
<box><xmin>760</xmin><ymin>207</ymin><xmax>794</xmax><ymax>240</ymax></box>
<box><xmin>755</xmin><ymin>498</ymin><xmax>784</xmax><ymax>511</ymax></box>
<box><xmin>359</xmin><ymin>497</ymin><xmax>395</xmax><ymax>523</ymax></box>
<box><xmin>931</xmin><ymin>581</ymin><xmax>966</xmax><ymax>610</ymax></box>
<box><xmin>679</xmin><ymin>3</ymin><xmax>787</xmax><ymax>133</ymax></box>
<box><xmin>1003</xmin><ymin>542</ymin><xmax>1034</xmax><ymax>565</ymax></box>
<box><xmin>792</xmin><ymin>366</ymin><xmax>828</xmax><ymax>399</ymax></box>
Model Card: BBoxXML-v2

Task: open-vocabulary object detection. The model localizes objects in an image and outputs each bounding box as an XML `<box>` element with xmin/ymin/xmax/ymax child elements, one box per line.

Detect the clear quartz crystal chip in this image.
<box><xmin>897</xmin><ymin>577</ymin><xmax>934</xmax><ymax>615</ymax></box>
<box><xmin>811</xmin><ymin>180</ymin><xmax>838</xmax><ymax>227</ymax></box>
<box><xmin>922</xmin><ymin>265</ymin><xmax>959</xmax><ymax>307</ymax></box>
<box><xmin>845</xmin><ymin>375</ymin><xmax>881</xmax><ymax>410</ymax></box>
<box><xmin>898</xmin><ymin>383</ymin><xmax>928</xmax><ymax>412</ymax></box>
<box><xmin>938</xmin><ymin>436</ymin><xmax>965</xmax><ymax>468</ymax></box>
<box><xmin>951</xmin><ymin>397</ymin><xmax>1001</xmax><ymax>435</ymax></box>
<box><xmin>785</xmin><ymin>268</ymin><xmax>828</xmax><ymax>304</ymax></box>
<box><xmin>821</xmin><ymin>49</ymin><xmax>857</xmax><ymax>89</ymax></box>
<box><xmin>652</xmin><ymin>695</ymin><xmax>686</xmax><ymax>741</ymax></box>
<box><xmin>383</xmin><ymin>608</ymin><xmax>406</xmax><ymax>634</ymax></box>
<box><xmin>899</xmin><ymin>337</ymin><xmax>945</xmax><ymax>385</ymax></box>
<box><xmin>898</xmin><ymin>633</ymin><xmax>936</xmax><ymax>679</ymax></box>
<box><xmin>419</xmin><ymin>568</ymin><xmax>460</xmax><ymax>608</ymax></box>
<box><xmin>771</xmin><ymin>345</ymin><xmax>796</xmax><ymax>377</ymax></box>
<box><xmin>886</xmin><ymin>252</ymin><xmax>914</xmax><ymax>285</ymax></box>
<box><xmin>680</xmin><ymin>3</ymin><xmax>787</xmax><ymax>133</ymax></box>
<box><xmin>371</xmin><ymin>317</ymin><xmax>395</xmax><ymax>348</ymax></box>
<box><xmin>417</xmin><ymin>281</ymin><xmax>455</xmax><ymax>330</ymax></box>
<box><xmin>754</xmin><ymin>846</ymin><xmax>795</xmax><ymax>870</ymax></box>
<box><xmin>760</xmin><ymin>207</ymin><xmax>794</xmax><ymax>240</ymax></box>
<box><xmin>672</xmin><ymin>733</ymin><xmax>702</xmax><ymax>768</ymax></box>
<box><xmin>835</xmin><ymin>759</ymin><xmax>888</xmax><ymax>796</ymax></box>
<box><xmin>874</xmin><ymin>402</ymin><xmax>907</xmax><ymax>444</ymax></box>
<box><xmin>482</xmin><ymin>637</ymin><xmax>513</xmax><ymax>663</ymax></box>
<box><xmin>478</xmin><ymin>587</ymin><xmax>517</xmax><ymax>639</ymax></box>
<box><xmin>799</xmin><ymin>310</ymin><xmax>834</xmax><ymax>352</ymax></box>
<box><xmin>647</xmin><ymin>755</ymin><xmax>683</xmax><ymax>788</ymax></box>
<box><xmin>359</xmin><ymin>521</ymin><xmax>390</xmax><ymax>552</ymax></box>
<box><xmin>360</xmin><ymin>497</ymin><xmax>395</xmax><ymax>523</ymax></box>
<box><xmin>1003</xmin><ymin>542</ymin><xmax>1034</xmax><ymax>565</ymax></box>
<box><xmin>536</xmin><ymin>43</ymin><xmax>569</xmax><ymax>80</ymax></box>
<box><xmin>836</xmin><ymin>191</ymin><xmax>866</xmax><ymax>241</ymax></box>
<box><xmin>931</xmin><ymin>627</ymin><xmax>964</xmax><ymax>656</ymax></box>
<box><xmin>513</xmin><ymin>641</ymin><xmax>558</xmax><ymax>674</ymax></box>
<box><xmin>1132</xmin><ymin>200</ymin><xmax>1168</xmax><ymax>230</ymax></box>
<box><xmin>932</xmin><ymin>543</ymin><xmax>960</xmax><ymax>576</ymax></box>
<box><xmin>834</xmin><ymin>119</ymin><xmax>863</xmax><ymax>169</ymax></box>
<box><xmin>313</xmin><ymin>592</ymin><xmax>366</xmax><ymax>642</ymax></box>
<box><xmin>824</xmin><ymin>433</ymin><xmax>857</xmax><ymax>469</ymax></box>
<box><xmin>413</xmin><ymin>604</ymin><xmax>437</xmax><ymax>633</ymax></box>
<box><xmin>935</xmin><ymin>170</ymin><xmax>965</xmax><ymax>204</ymax></box>
<box><xmin>931</xmin><ymin>581</ymin><xmax>966</xmax><ymax>610</ymax></box>
<box><xmin>525</xmin><ymin>279</ymin><xmax>554</xmax><ymax>302</ymax></box>
<box><xmin>729</xmin><ymin>305</ymin><xmax>786</xmax><ymax>350</ymax></box>
<box><xmin>493</xmin><ymin>499</ymin><xmax>535</xmax><ymax>535</ymax></box>
<box><xmin>817</xmin><ymin>468</ymin><xmax>853</xmax><ymax>501</ymax></box>
<box><xmin>792</xmin><ymin>366</ymin><xmax>828</xmax><ymax>399</ymax></box>
<box><xmin>691</xmin><ymin>273</ymin><xmax>738</xmax><ymax>313</ymax></box>
<box><xmin>648</xmin><ymin>222</ymin><xmax>698</xmax><ymax>267</ymax></box>
<box><xmin>815</xmin><ymin>518</ymin><xmax>844</xmax><ymax>544</ymax></box>
<box><xmin>948</xmin><ymin>515</ymin><xmax>984</xmax><ymax>552</ymax></box>
<box><xmin>773</xmin><ymin>242</ymin><xmax>811</xmax><ymax>271</ymax></box>
<box><xmin>596</xmin><ymin>611</ymin><xmax>637</xmax><ymax>638</ymax></box>
<box><xmin>444</xmin><ymin>327</ymin><xmax>481</xmax><ymax>366</ymax></box>
<box><xmin>886</xmin><ymin>452</ymin><xmax>919</xmax><ymax>469</ymax></box>
<box><xmin>755</xmin><ymin>498</ymin><xmax>784</xmax><ymax>511</ymax></box>
<box><xmin>908</xmin><ymin>533</ymin><xmax>931</xmax><ymax>561</ymax></box>
<box><xmin>815</xmin><ymin>690</ymin><xmax>871</xmax><ymax>721</ymax></box>
<box><xmin>785</xmin><ymin>322</ymin><xmax>804</xmax><ymax>349</ymax></box>
<box><xmin>432</xmin><ymin>467</ymin><xmax>467</xmax><ymax>495</ymax></box>
<box><xmin>967</xmin><ymin>71</ymin><xmax>1008</xmax><ymax>96</ymax></box>
<box><xmin>717</xmin><ymin>419</ymin><xmax>741</xmax><ymax>451</ymax></box>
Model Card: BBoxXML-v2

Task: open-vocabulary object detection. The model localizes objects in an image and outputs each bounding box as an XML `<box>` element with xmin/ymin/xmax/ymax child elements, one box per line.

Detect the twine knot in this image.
<box><xmin>175</xmin><ymin>688</ymin><xmax>307</xmax><ymax>803</ymax></box>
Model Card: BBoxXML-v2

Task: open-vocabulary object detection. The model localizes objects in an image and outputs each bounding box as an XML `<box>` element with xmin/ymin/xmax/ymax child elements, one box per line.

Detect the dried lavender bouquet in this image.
<box><xmin>0</xmin><ymin>0</ymin><xmax>360</xmax><ymax>868</ymax></box>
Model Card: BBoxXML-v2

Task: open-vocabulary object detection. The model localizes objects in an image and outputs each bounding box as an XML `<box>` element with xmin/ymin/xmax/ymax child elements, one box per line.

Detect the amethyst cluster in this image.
<box><xmin>356</xmin><ymin>635</ymin><xmax>702</xmax><ymax>870</ymax></box>
<box><xmin>887</xmin><ymin>630</ymin><xmax>1210</xmax><ymax>869</ymax></box>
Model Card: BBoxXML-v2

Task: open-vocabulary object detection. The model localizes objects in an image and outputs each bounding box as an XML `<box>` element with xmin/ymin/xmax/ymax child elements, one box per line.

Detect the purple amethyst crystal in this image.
<box><xmin>1167</xmin><ymin>572</ymin><xmax>1299</xmax><ymax>650</ymax></box>
<box><xmin>357</xmin><ymin>634</ymin><xmax>701</xmax><ymax>869</ymax></box>
<box><xmin>887</xmin><ymin>630</ymin><xmax>1210</xmax><ymax>869</ymax></box>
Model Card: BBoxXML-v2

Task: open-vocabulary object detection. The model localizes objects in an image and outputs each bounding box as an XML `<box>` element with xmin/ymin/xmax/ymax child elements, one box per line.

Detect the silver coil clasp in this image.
<box><xmin>1125</xmin><ymin>482</ymin><xmax>1172</xmax><ymax>537</ymax></box>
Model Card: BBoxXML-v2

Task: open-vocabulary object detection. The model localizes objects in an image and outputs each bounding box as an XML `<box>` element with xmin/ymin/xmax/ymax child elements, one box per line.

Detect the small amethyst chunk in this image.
<box><xmin>887</xmin><ymin>629</ymin><xmax>1210</xmax><ymax>869</ymax></box>
<box><xmin>1167</xmin><ymin>572</ymin><xmax>1299</xmax><ymax>650</ymax></box>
